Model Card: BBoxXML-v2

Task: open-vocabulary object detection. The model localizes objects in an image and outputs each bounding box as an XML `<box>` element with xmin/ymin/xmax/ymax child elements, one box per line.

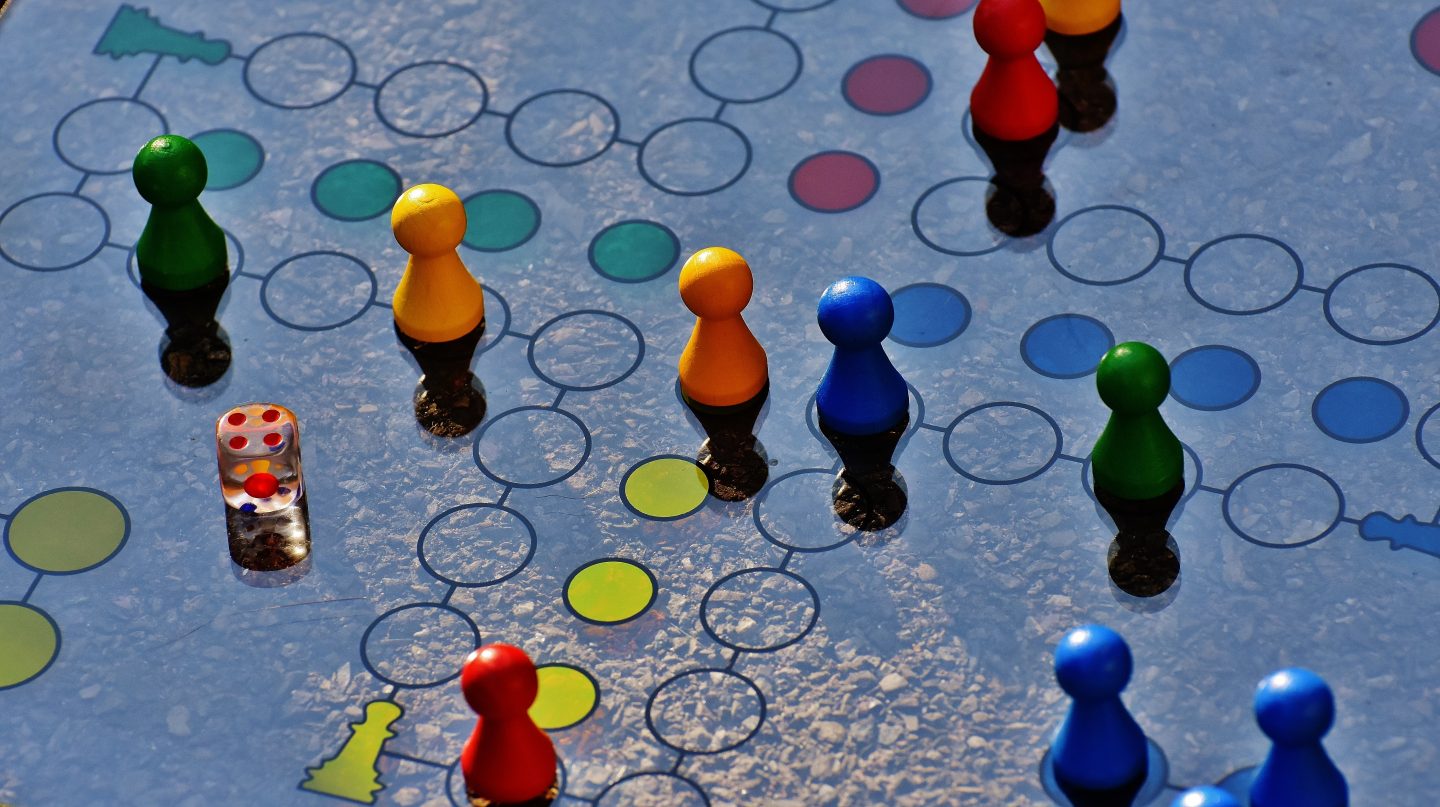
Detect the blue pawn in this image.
<box><xmin>1171</xmin><ymin>787</ymin><xmax>1240</xmax><ymax>807</ymax></box>
<box><xmin>1051</xmin><ymin>624</ymin><xmax>1149</xmax><ymax>792</ymax></box>
<box><xmin>815</xmin><ymin>277</ymin><xmax>908</xmax><ymax>436</ymax></box>
<box><xmin>1250</xmin><ymin>668</ymin><xmax>1347</xmax><ymax>807</ymax></box>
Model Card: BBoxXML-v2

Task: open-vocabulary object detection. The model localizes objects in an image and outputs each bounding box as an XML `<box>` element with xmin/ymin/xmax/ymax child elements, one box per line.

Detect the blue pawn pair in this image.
<box><xmin>1053</xmin><ymin>625</ymin><xmax>1347</xmax><ymax>807</ymax></box>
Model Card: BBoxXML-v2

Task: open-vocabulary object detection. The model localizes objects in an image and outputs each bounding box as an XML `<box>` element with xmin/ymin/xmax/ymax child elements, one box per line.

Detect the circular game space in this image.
<box><xmin>360</xmin><ymin>603</ymin><xmax>479</xmax><ymax>688</ymax></box>
<box><xmin>944</xmin><ymin>402</ymin><xmax>1063</xmax><ymax>485</ymax></box>
<box><xmin>1048</xmin><ymin>205</ymin><xmax>1164</xmax><ymax>285</ymax></box>
<box><xmin>588</xmin><ymin>219</ymin><xmax>681</xmax><ymax>283</ymax></box>
<box><xmin>646</xmin><ymin>669</ymin><xmax>765</xmax><ymax>754</ymax></box>
<box><xmin>528</xmin><ymin>310</ymin><xmax>644</xmax><ymax>391</ymax></box>
<box><xmin>1323</xmin><ymin>263</ymin><xmax>1440</xmax><ymax>345</ymax></box>
<box><xmin>1223</xmin><ymin>464</ymin><xmax>1343</xmax><ymax>548</ymax></box>
<box><xmin>0</xmin><ymin>193</ymin><xmax>108</xmax><ymax>272</ymax></box>
<box><xmin>621</xmin><ymin>456</ymin><xmax>710</xmax><ymax>520</ymax></box>
<box><xmin>690</xmin><ymin>27</ymin><xmax>802</xmax><ymax>104</ymax></box>
<box><xmin>190</xmin><ymin>129</ymin><xmax>265</xmax><ymax>190</ymax></box>
<box><xmin>789</xmin><ymin>150</ymin><xmax>879</xmax><ymax>213</ymax></box>
<box><xmin>311</xmin><ymin>159</ymin><xmax>402</xmax><ymax>222</ymax></box>
<box><xmin>375</xmin><ymin>61</ymin><xmax>487</xmax><ymax>137</ymax></box>
<box><xmin>243</xmin><ymin>33</ymin><xmax>356</xmax><ymax>109</ymax></box>
<box><xmin>417</xmin><ymin>504</ymin><xmax>536</xmax><ymax>588</ymax></box>
<box><xmin>0</xmin><ymin>603</ymin><xmax>59</xmax><ymax>690</ymax></box>
<box><xmin>5</xmin><ymin>488</ymin><xmax>129</xmax><ymax>575</ymax></box>
<box><xmin>912</xmin><ymin>177</ymin><xmax>1005</xmax><ymax>256</ymax></box>
<box><xmin>1311</xmin><ymin>377</ymin><xmax>1408</xmax><ymax>444</ymax></box>
<box><xmin>506</xmin><ymin>90</ymin><xmax>618</xmax><ymax>167</ymax></box>
<box><xmin>563</xmin><ymin>558</ymin><xmax>657</xmax><ymax>625</ymax></box>
<box><xmin>54</xmin><ymin>98</ymin><xmax>167</xmax><ymax>174</ymax></box>
<box><xmin>261</xmin><ymin>251</ymin><xmax>377</xmax><ymax>331</ymax></box>
<box><xmin>597</xmin><ymin>773</ymin><xmax>708</xmax><ymax>807</ymax></box>
<box><xmin>639</xmin><ymin>119</ymin><xmax>751</xmax><ymax>196</ymax></box>
<box><xmin>1020</xmin><ymin>314</ymin><xmax>1115</xmax><ymax>379</ymax></box>
<box><xmin>462</xmin><ymin>190</ymin><xmax>540</xmax><ymax>252</ymax></box>
<box><xmin>1168</xmin><ymin>345</ymin><xmax>1261</xmax><ymax>411</ymax></box>
<box><xmin>889</xmin><ymin>283</ymin><xmax>971</xmax><ymax>347</ymax></box>
<box><xmin>843</xmin><ymin>54</ymin><xmax>931</xmax><ymax>115</ymax></box>
<box><xmin>531</xmin><ymin>664</ymin><xmax>599</xmax><ymax>731</ymax></box>
<box><xmin>700</xmin><ymin>568</ymin><xmax>819</xmax><ymax>652</ymax></box>
<box><xmin>897</xmin><ymin>0</ymin><xmax>976</xmax><ymax>18</ymax></box>
<box><xmin>1184</xmin><ymin>234</ymin><xmax>1302</xmax><ymax>315</ymax></box>
<box><xmin>473</xmin><ymin>406</ymin><xmax>590</xmax><ymax>488</ymax></box>
<box><xmin>754</xmin><ymin>469</ymin><xmax>857</xmax><ymax>552</ymax></box>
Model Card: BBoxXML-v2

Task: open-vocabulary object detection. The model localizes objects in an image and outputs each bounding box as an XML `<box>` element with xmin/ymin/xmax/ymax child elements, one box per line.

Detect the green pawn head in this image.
<box><xmin>133</xmin><ymin>134</ymin><xmax>207</xmax><ymax>207</ymax></box>
<box><xmin>1096</xmin><ymin>342</ymin><xmax>1169</xmax><ymax>414</ymax></box>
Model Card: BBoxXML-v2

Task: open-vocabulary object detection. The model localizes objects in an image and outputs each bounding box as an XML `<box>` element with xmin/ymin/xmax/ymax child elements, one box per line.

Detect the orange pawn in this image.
<box><xmin>970</xmin><ymin>0</ymin><xmax>1059</xmax><ymax>142</ymax></box>
<box><xmin>677</xmin><ymin>247</ymin><xmax>768</xmax><ymax>409</ymax></box>
<box><xmin>460</xmin><ymin>644</ymin><xmax>557</xmax><ymax>805</ymax></box>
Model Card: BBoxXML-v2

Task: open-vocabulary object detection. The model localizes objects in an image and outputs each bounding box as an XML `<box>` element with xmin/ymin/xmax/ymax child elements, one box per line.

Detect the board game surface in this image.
<box><xmin>2</xmin><ymin>0</ymin><xmax>1440</xmax><ymax>804</ymax></box>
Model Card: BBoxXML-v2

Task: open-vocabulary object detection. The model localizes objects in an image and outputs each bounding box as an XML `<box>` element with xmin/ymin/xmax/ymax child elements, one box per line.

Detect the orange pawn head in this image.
<box><xmin>677</xmin><ymin>247</ymin><xmax>768</xmax><ymax>409</ymax></box>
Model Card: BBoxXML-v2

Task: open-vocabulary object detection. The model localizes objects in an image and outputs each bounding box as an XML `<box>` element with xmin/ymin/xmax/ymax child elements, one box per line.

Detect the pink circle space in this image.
<box><xmin>898</xmin><ymin>0</ymin><xmax>977</xmax><ymax>20</ymax></box>
<box><xmin>844</xmin><ymin>55</ymin><xmax>932</xmax><ymax>115</ymax></box>
<box><xmin>789</xmin><ymin>151</ymin><xmax>880</xmax><ymax>213</ymax></box>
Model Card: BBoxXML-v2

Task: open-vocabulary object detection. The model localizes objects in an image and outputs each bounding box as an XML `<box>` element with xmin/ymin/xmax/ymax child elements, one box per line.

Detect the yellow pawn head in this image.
<box><xmin>1039</xmin><ymin>0</ymin><xmax>1120</xmax><ymax>35</ymax></box>
<box><xmin>392</xmin><ymin>183</ymin><xmax>467</xmax><ymax>257</ymax></box>
<box><xmin>679</xmin><ymin>247</ymin><xmax>753</xmax><ymax>320</ymax></box>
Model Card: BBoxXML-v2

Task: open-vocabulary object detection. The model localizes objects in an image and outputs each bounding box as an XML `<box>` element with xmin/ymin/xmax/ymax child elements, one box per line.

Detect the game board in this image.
<box><xmin>2</xmin><ymin>0</ymin><xmax>1440</xmax><ymax>803</ymax></box>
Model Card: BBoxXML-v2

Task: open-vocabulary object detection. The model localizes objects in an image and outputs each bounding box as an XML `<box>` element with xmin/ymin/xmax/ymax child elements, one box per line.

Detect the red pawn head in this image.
<box><xmin>974</xmin><ymin>0</ymin><xmax>1046</xmax><ymax>57</ymax></box>
<box><xmin>460</xmin><ymin>643</ymin><xmax>557</xmax><ymax>804</ymax></box>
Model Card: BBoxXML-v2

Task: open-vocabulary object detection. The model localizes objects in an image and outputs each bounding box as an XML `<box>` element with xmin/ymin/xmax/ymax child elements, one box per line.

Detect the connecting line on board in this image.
<box><xmin>74</xmin><ymin>173</ymin><xmax>91</xmax><ymax>194</ymax></box>
<box><xmin>440</xmin><ymin>584</ymin><xmax>458</xmax><ymax>606</ymax></box>
<box><xmin>132</xmin><ymin>54</ymin><xmax>162</xmax><ymax>99</ymax></box>
<box><xmin>20</xmin><ymin>572</ymin><xmax>42</xmax><ymax>604</ymax></box>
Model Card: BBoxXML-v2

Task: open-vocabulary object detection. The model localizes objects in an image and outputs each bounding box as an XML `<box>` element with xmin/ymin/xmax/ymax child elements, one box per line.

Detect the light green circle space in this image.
<box><xmin>7</xmin><ymin>489</ymin><xmax>127</xmax><ymax>574</ymax></box>
<box><xmin>623</xmin><ymin>457</ymin><xmax>709</xmax><ymax>519</ymax></box>
<box><xmin>564</xmin><ymin>559</ymin><xmax>656</xmax><ymax>625</ymax></box>
<box><xmin>191</xmin><ymin>129</ymin><xmax>264</xmax><ymax>190</ymax></box>
<box><xmin>531</xmin><ymin>664</ymin><xmax>599</xmax><ymax>730</ymax></box>
<box><xmin>312</xmin><ymin>159</ymin><xmax>401</xmax><ymax>221</ymax></box>
<box><xmin>589</xmin><ymin>220</ymin><xmax>679</xmax><ymax>282</ymax></box>
<box><xmin>0</xmin><ymin>603</ymin><xmax>59</xmax><ymax>689</ymax></box>
<box><xmin>463</xmin><ymin>190</ymin><xmax>540</xmax><ymax>252</ymax></box>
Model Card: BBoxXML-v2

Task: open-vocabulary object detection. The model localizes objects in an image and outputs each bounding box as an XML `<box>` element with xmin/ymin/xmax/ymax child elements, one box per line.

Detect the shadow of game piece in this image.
<box><xmin>226</xmin><ymin>493</ymin><xmax>311</xmax><ymax>575</ymax></box>
<box><xmin>1094</xmin><ymin>479</ymin><xmax>1183</xmax><ymax>537</ymax></box>
<box><xmin>1045</xmin><ymin>14</ymin><xmax>1123</xmax><ymax>133</ymax></box>
<box><xmin>395</xmin><ymin>319</ymin><xmax>487</xmax><ymax>438</ymax></box>
<box><xmin>144</xmin><ymin>273</ymin><xmax>232</xmax><ymax>387</ymax></box>
<box><xmin>972</xmin><ymin>120</ymin><xmax>1059</xmax><ymax>238</ymax></box>
<box><xmin>1057</xmin><ymin>772</ymin><xmax>1147</xmax><ymax>807</ymax></box>
<box><xmin>821</xmin><ymin>412</ymin><xmax>909</xmax><ymax>531</ymax></box>
<box><xmin>1107</xmin><ymin>530</ymin><xmax>1180</xmax><ymax>600</ymax></box>
<box><xmin>685</xmin><ymin>383</ymin><xmax>769</xmax><ymax>502</ymax></box>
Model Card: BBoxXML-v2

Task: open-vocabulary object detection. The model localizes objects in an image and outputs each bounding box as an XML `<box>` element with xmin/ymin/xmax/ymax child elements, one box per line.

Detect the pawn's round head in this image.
<box><xmin>1254</xmin><ymin>667</ymin><xmax>1334</xmax><ymax>745</ymax></box>
<box><xmin>133</xmin><ymin>134</ymin><xmax>208</xmax><ymax>207</ymax></box>
<box><xmin>392</xmin><ymin>183</ymin><xmax>467</xmax><ymax>257</ymax></box>
<box><xmin>1173</xmin><ymin>787</ymin><xmax>1242</xmax><ymax>807</ymax></box>
<box><xmin>974</xmin><ymin>0</ymin><xmax>1047</xmax><ymax>58</ymax></box>
<box><xmin>817</xmin><ymin>276</ymin><xmax>894</xmax><ymax>348</ymax></box>
<box><xmin>1096</xmin><ymin>342</ymin><xmax>1170</xmax><ymax>414</ymax></box>
<box><xmin>679</xmin><ymin>247</ymin><xmax>753</xmax><ymax>319</ymax></box>
<box><xmin>460</xmin><ymin>643</ymin><xmax>538</xmax><ymax>718</ymax></box>
<box><xmin>1054</xmin><ymin>624</ymin><xmax>1133</xmax><ymax>700</ymax></box>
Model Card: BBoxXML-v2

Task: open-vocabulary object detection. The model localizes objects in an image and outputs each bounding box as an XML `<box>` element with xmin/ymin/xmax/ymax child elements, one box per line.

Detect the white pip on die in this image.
<box><xmin>216</xmin><ymin>403</ymin><xmax>303</xmax><ymax>514</ymax></box>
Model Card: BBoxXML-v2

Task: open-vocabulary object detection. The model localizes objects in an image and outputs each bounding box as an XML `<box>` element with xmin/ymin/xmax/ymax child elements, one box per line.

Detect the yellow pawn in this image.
<box><xmin>391</xmin><ymin>184</ymin><xmax>485</xmax><ymax>342</ymax></box>
<box><xmin>1039</xmin><ymin>0</ymin><xmax>1120</xmax><ymax>35</ymax></box>
<box><xmin>678</xmin><ymin>247</ymin><xmax>768</xmax><ymax>409</ymax></box>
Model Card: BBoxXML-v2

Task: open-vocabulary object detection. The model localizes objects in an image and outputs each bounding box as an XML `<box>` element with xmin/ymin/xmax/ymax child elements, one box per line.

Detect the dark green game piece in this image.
<box><xmin>133</xmin><ymin>134</ymin><xmax>228</xmax><ymax>292</ymax></box>
<box><xmin>1091</xmin><ymin>341</ymin><xmax>1182</xmax><ymax>501</ymax></box>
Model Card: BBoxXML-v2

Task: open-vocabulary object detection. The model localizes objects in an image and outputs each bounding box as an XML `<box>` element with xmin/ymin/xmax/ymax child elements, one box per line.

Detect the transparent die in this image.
<box><xmin>216</xmin><ymin>403</ymin><xmax>303</xmax><ymax>514</ymax></box>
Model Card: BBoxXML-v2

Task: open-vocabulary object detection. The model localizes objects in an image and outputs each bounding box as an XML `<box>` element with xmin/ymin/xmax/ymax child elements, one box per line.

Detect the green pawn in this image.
<box><xmin>1090</xmin><ymin>342</ymin><xmax>1182</xmax><ymax>501</ymax></box>
<box><xmin>133</xmin><ymin>134</ymin><xmax>231</xmax><ymax>386</ymax></box>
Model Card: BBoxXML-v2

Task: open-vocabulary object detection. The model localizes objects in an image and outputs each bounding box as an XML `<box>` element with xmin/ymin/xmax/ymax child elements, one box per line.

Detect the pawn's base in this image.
<box><xmin>985</xmin><ymin>180</ymin><xmax>1057</xmax><ymax>238</ymax></box>
<box><xmin>414</xmin><ymin>374</ymin><xmax>487</xmax><ymax>438</ymax></box>
<box><xmin>698</xmin><ymin>438</ymin><xmax>769</xmax><ymax>502</ymax></box>
<box><xmin>161</xmin><ymin>332</ymin><xmax>231</xmax><ymax>387</ymax></box>
<box><xmin>833</xmin><ymin>468</ymin><xmax>907</xmax><ymax>531</ymax></box>
<box><xmin>1107</xmin><ymin>530</ymin><xmax>1180</xmax><ymax>599</ymax></box>
<box><xmin>1057</xmin><ymin>70</ymin><xmax>1117</xmax><ymax>133</ymax></box>
<box><xmin>466</xmin><ymin>778</ymin><xmax>559</xmax><ymax>807</ymax></box>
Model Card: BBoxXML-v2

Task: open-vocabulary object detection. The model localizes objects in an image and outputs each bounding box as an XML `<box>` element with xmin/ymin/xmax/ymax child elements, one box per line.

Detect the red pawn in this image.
<box><xmin>460</xmin><ymin>644</ymin><xmax>557</xmax><ymax>805</ymax></box>
<box><xmin>970</xmin><ymin>0</ymin><xmax>1059</xmax><ymax>141</ymax></box>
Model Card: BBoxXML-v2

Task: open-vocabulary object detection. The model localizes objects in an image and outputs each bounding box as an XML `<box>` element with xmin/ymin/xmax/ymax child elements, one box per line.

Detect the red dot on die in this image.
<box><xmin>227</xmin><ymin>412</ymin><xmax>246</xmax><ymax>426</ymax></box>
<box><xmin>264</xmin><ymin>433</ymin><xmax>282</xmax><ymax>447</ymax></box>
<box><xmin>262</xmin><ymin>409</ymin><xmax>281</xmax><ymax>423</ymax></box>
<box><xmin>229</xmin><ymin>436</ymin><xmax>247</xmax><ymax>450</ymax></box>
<box><xmin>244</xmin><ymin>472</ymin><xmax>279</xmax><ymax>499</ymax></box>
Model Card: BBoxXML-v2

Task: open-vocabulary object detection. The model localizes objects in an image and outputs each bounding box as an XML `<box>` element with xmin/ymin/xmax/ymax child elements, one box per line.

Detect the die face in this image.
<box><xmin>216</xmin><ymin>403</ymin><xmax>304</xmax><ymax>513</ymax></box>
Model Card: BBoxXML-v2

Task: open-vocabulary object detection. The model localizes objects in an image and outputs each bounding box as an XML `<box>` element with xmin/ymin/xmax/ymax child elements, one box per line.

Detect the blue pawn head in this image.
<box><xmin>1172</xmin><ymin>787</ymin><xmax>1241</xmax><ymax>807</ymax></box>
<box><xmin>1055</xmin><ymin>624</ymin><xmax>1133</xmax><ymax>700</ymax></box>
<box><xmin>1255</xmin><ymin>667</ymin><xmax>1334</xmax><ymax>746</ymax></box>
<box><xmin>818</xmin><ymin>276</ymin><xmax>894</xmax><ymax>348</ymax></box>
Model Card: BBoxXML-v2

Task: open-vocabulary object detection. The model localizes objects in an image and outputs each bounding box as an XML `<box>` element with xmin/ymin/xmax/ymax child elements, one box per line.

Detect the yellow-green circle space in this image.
<box><xmin>622</xmin><ymin>456</ymin><xmax>709</xmax><ymax>520</ymax></box>
<box><xmin>530</xmin><ymin>664</ymin><xmax>599</xmax><ymax>730</ymax></box>
<box><xmin>0</xmin><ymin>602</ymin><xmax>60</xmax><ymax>689</ymax></box>
<box><xmin>564</xmin><ymin>559</ymin><xmax>657</xmax><ymax>625</ymax></box>
<box><xmin>7</xmin><ymin>489</ymin><xmax>128</xmax><ymax>574</ymax></box>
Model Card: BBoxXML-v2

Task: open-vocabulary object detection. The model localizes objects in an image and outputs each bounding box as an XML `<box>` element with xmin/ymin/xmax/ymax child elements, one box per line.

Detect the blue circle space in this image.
<box><xmin>1020</xmin><ymin>314</ymin><xmax>1114</xmax><ymax>379</ymax></box>
<box><xmin>1169</xmin><ymin>345</ymin><xmax>1260</xmax><ymax>411</ymax></box>
<box><xmin>1311</xmin><ymin>377</ymin><xmax>1409</xmax><ymax>443</ymax></box>
<box><xmin>889</xmin><ymin>283</ymin><xmax>970</xmax><ymax>347</ymax></box>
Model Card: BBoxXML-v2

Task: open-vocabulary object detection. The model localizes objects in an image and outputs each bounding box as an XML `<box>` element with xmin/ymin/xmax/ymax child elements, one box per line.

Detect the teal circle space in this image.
<box><xmin>589</xmin><ymin>220</ymin><xmax>680</xmax><ymax>282</ymax></box>
<box><xmin>190</xmin><ymin>129</ymin><xmax>264</xmax><ymax>190</ymax></box>
<box><xmin>1311</xmin><ymin>377</ymin><xmax>1408</xmax><ymax>443</ymax></box>
<box><xmin>1020</xmin><ymin>314</ymin><xmax>1114</xmax><ymax>378</ymax></box>
<box><xmin>889</xmin><ymin>283</ymin><xmax>970</xmax><ymax>347</ymax></box>
<box><xmin>311</xmin><ymin>160</ymin><xmax>401</xmax><ymax>221</ymax></box>
<box><xmin>1169</xmin><ymin>345</ymin><xmax>1260</xmax><ymax>411</ymax></box>
<box><xmin>462</xmin><ymin>190</ymin><xmax>539</xmax><ymax>252</ymax></box>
